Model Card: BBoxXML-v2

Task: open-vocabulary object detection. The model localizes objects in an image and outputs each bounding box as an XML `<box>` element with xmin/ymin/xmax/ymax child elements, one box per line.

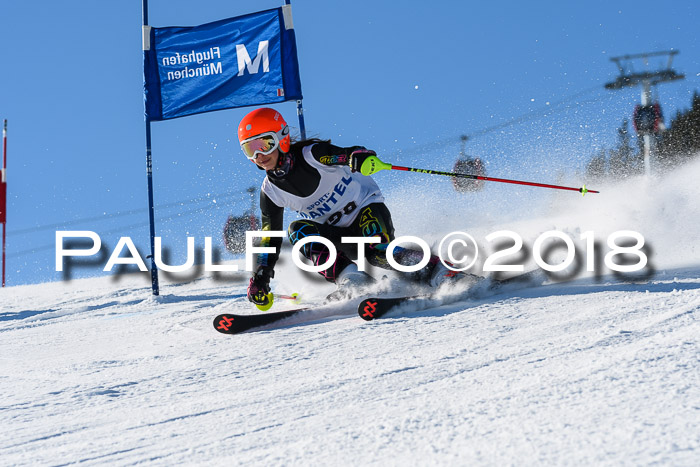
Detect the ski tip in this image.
<box><xmin>214</xmin><ymin>314</ymin><xmax>238</xmax><ymax>334</ymax></box>
<box><xmin>358</xmin><ymin>295</ymin><xmax>424</xmax><ymax>321</ymax></box>
<box><xmin>358</xmin><ymin>298</ymin><xmax>379</xmax><ymax>321</ymax></box>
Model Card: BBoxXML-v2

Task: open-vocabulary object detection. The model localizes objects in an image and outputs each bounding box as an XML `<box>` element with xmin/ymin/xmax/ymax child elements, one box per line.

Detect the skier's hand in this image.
<box><xmin>349</xmin><ymin>149</ymin><xmax>377</xmax><ymax>173</ymax></box>
<box><xmin>247</xmin><ymin>268</ymin><xmax>272</xmax><ymax>305</ymax></box>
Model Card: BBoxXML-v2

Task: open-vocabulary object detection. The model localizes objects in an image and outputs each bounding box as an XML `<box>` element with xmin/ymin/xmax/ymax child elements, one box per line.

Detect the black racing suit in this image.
<box><xmin>254</xmin><ymin>141</ymin><xmax>430</xmax><ymax>283</ymax></box>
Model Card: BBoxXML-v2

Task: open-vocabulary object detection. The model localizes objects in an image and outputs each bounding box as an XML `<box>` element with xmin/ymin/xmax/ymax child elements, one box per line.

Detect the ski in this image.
<box><xmin>214</xmin><ymin>307</ymin><xmax>309</xmax><ymax>334</ymax></box>
<box><xmin>486</xmin><ymin>269</ymin><xmax>544</xmax><ymax>291</ymax></box>
<box><xmin>357</xmin><ymin>269</ymin><xmax>546</xmax><ymax>321</ymax></box>
<box><xmin>358</xmin><ymin>295</ymin><xmax>428</xmax><ymax>321</ymax></box>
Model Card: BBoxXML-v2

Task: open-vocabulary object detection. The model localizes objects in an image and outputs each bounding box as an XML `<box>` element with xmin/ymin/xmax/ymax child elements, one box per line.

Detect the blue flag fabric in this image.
<box><xmin>144</xmin><ymin>7</ymin><xmax>303</xmax><ymax>121</ymax></box>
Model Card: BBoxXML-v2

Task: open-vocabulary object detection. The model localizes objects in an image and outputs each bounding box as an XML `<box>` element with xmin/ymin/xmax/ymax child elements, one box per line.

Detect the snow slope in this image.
<box><xmin>2</xmin><ymin>159</ymin><xmax>700</xmax><ymax>465</ymax></box>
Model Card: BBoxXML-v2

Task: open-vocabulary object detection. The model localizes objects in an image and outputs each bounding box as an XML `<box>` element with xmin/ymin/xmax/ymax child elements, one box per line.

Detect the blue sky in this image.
<box><xmin>0</xmin><ymin>0</ymin><xmax>698</xmax><ymax>286</ymax></box>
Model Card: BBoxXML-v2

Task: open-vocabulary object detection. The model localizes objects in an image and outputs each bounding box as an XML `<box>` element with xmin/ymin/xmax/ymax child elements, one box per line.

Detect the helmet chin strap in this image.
<box><xmin>269</xmin><ymin>151</ymin><xmax>293</xmax><ymax>178</ymax></box>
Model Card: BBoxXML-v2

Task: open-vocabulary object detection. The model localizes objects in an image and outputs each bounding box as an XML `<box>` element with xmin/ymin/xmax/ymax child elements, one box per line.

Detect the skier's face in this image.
<box><xmin>252</xmin><ymin>148</ymin><xmax>280</xmax><ymax>171</ymax></box>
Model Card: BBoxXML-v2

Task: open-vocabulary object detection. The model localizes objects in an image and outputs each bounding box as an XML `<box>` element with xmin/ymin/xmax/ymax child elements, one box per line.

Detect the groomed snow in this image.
<box><xmin>2</xmin><ymin>159</ymin><xmax>699</xmax><ymax>465</ymax></box>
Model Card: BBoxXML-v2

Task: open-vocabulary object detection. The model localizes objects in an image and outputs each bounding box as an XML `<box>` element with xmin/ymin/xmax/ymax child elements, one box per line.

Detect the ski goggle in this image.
<box><xmin>240</xmin><ymin>126</ymin><xmax>289</xmax><ymax>160</ymax></box>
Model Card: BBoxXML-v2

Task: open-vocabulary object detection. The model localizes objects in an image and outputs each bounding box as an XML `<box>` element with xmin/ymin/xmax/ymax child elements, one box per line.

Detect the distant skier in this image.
<box><xmin>238</xmin><ymin>107</ymin><xmax>460</xmax><ymax>306</ymax></box>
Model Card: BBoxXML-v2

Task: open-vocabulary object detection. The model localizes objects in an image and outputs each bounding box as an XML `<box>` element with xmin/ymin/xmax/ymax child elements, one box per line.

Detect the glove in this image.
<box><xmin>349</xmin><ymin>149</ymin><xmax>377</xmax><ymax>173</ymax></box>
<box><xmin>247</xmin><ymin>268</ymin><xmax>273</xmax><ymax>305</ymax></box>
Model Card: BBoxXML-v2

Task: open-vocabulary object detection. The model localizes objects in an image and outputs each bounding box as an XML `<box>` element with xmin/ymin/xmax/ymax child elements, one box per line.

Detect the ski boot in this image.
<box><xmin>325</xmin><ymin>263</ymin><xmax>376</xmax><ymax>302</ymax></box>
<box><xmin>427</xmin><ymin>259</ymin><xmax>481</xmax><ymax>289</ymax></box>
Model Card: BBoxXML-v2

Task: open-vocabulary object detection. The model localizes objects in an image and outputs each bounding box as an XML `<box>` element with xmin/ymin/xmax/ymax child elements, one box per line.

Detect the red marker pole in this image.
<box><xmin>2</xmin><ymin>119</ymin><xmax>7</xmax><ymax>287</ymax></box>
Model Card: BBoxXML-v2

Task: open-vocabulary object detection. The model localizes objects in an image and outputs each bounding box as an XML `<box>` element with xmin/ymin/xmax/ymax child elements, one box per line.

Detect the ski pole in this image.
<box><xmin>360</xmin><ymin>156</ymin><xmax>599</xmax><ymax>195</ymax></box>
<box><xmin>256</xmin><ymin>292</ymin><xmax>301</xmax><ymax>311</ymax></box>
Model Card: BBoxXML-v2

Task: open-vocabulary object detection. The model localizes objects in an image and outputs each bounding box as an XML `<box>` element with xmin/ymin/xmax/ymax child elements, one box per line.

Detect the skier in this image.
<box><xmin>238</xmin><ymin>107</ymin><xmax>460</xmax><ymax>306</ymax></box>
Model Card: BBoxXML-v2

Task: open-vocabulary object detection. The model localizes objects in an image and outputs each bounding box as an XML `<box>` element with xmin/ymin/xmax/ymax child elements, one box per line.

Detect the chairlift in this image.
<box><xmin>223</xmin><ymin>186</ymin><xmax>261</xmax><ymax>254</ymax></box>
<box><xmin>632</xmin><ymin>102</ymin><xmax>663</xmax><ymax>135</ymax></box>
<box><xmin>452</xmin><ymin>135</ymin><xmax>486</xmax><ymax>193</ymax></box>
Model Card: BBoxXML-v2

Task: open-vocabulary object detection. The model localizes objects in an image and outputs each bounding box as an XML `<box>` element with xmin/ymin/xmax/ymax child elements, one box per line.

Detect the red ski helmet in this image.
<box><xmin>238</xmin><ymin>108</ymin><xmax>291</xmax><ymax>157</ymax></box>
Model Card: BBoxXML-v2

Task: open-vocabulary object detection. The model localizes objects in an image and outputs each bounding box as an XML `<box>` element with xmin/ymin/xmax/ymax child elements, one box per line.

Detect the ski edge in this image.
<box><xmin>357</xmin><ymin>269</ymin><xmax>546</xmax><ymax>321</ymax></box>
<box><xmin>213</xmin><ymin>308</ymin><xmax>309</xmax><ymax>335</ymax></box>
<box><xmin>357</xmin><ymin>295</ymin><xmax>427</xmax><ymax>321</ymax></box>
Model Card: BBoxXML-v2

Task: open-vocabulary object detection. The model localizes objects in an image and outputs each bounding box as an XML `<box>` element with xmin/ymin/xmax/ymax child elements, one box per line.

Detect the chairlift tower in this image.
<box><xmin>459</xmin><ymin>135</ymin><xmax>468</xmax><ymax>157</ymax></box>
<box><xmin>605</xmin><ymin>50</ymin><xmax>685</xmax><ymax>176</ymax></box>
